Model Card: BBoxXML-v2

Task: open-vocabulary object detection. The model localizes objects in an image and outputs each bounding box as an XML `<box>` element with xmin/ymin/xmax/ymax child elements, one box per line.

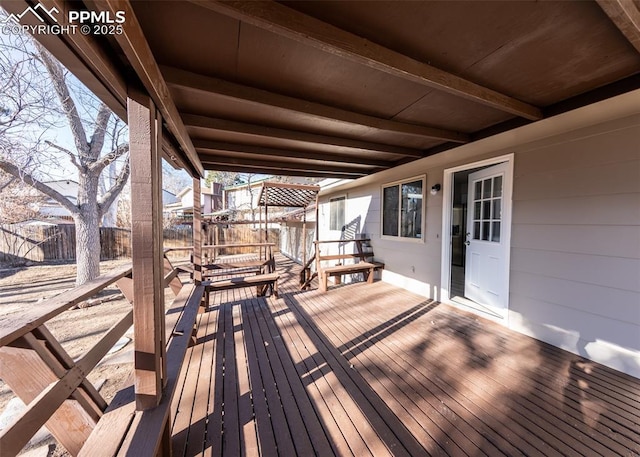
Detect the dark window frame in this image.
<box><xmin>381</xmin><ymin>176</ymin><xmax>426</xmax><ymax>241</ymax></box>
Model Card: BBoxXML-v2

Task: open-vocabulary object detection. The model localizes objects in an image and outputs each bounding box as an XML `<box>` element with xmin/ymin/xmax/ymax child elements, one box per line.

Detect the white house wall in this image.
<box><xmin>317</xmin><ymin>95</ymin><xmax>640</xmax><ymax>378</ymax></box>
<box><xmin>280</xmin><ymin>221</ymin><xmax>316</xmax><ymax>264</ymax></box>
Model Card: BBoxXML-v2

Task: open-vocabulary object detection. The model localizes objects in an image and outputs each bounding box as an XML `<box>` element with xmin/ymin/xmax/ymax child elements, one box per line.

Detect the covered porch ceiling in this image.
<box><xmin>6</xmin><ymin>0</ymin><xmax>640</xmax><ymax>179</ymax></box>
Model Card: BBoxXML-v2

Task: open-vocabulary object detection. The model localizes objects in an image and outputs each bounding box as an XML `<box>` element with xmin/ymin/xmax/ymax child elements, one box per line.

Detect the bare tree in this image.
<box><xmin>0</xmin><ymin>171</ymin><xmax>43</xmax><ymax>223</ymax></box>
<box><xmin>163</xmin><ymin>161</ymin><xmax>191</xmax><ymax>195</ymax></box>
<box><xmin>0</xmin><ymin>27</ymin><xmax>129</xmax><ymax>285</ymax></box>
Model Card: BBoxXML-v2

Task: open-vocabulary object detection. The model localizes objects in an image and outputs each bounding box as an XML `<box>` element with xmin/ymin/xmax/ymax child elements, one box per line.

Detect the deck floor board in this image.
<box><xmin>171</xmin><ymin>255</ymin><xmax>640</xmax><ymax>457</ymax></box>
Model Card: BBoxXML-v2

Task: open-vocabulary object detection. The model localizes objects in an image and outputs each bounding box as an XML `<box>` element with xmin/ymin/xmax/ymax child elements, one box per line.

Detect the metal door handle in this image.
<box><xmin>464</xmin><ymin>240</ymin><xmax>470</xmax><ymax>246</ymax></box>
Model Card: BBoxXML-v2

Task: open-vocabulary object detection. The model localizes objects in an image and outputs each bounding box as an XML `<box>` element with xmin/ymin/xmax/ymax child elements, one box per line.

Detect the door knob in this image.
<box><xmin>464</xmin><ymin>240</ymin><xmax>470</xmax><ymax>246</ymax></box>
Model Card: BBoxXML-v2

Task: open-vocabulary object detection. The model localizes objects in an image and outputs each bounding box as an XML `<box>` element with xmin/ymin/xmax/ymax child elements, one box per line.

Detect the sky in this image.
<box><xmin>0</xmin><ymin>21</ymin><xmax>192</xmax><ymax>190</ymax></box>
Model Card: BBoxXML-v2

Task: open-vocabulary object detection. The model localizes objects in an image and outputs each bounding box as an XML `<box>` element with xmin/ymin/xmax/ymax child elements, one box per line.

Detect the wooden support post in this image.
<box><xmin>302</xmin><ymin>210</ymin><xmax>307</xmax><ymax>268</ymax></box>
<box><xmin>264</xmin><ymin>186</ymin><xmax>269</xmax><ymax>245</ymax></box>
<box><xmin>193</xmin><ymin>178</ymin><xmax>203</xmax><ymax>286</ymax></box>
<box><xmin>128</xmin><ymin>91</ymin><xmax>165</xmax><ymax>410</ymax></box>
<box><xmin>314</xmin><ymin>193</ymin><xmax>320</xmax><ymax>275</ymax></box>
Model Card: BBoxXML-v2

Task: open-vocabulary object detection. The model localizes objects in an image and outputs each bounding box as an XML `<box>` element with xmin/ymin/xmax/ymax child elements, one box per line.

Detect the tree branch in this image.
<box><xmin>98</xmin><ymin>160</ymin><xmax>130</xmax><ymax>215</ymax></box>
<box><xmin>89</xmin><ymin>104</ymin><xmax>112</xmax><ymax>159</ymax></box>
<box><xmin>33</xmin><ymin>42</ymin><xmax>89</xmax><ymax>160</ymax></box>
<box><xmin>44</xmin><ymin>140</ymin><xmax>82</xmax><ymax>171</ymax></box>
<box><xmin>0</xmin><ymin>159</ymin><xmax>78</xmax><ymax>215</ymax></box>
<box><xmin>0</xmin><ymin>175</ymin><xmax>16</xmax><ymax>192</ymax></box>
<box><xmin>89</xmin><ymin>143</ymin><xmax>129</xmax><ymax>173</ymax></box>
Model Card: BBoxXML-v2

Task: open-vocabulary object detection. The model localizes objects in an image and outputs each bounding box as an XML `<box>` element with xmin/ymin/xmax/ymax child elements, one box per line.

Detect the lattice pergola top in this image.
<box><xmin>257</xmin><ymin>182</ymin><xmax>320</xmax><ymax>208</ymax></box>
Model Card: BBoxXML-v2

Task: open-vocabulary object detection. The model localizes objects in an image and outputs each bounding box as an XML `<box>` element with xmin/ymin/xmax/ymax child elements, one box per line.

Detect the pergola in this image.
<box><xmin>1</xmin><ymin>0</ymin><xmax>639</xmax><ymax>455</ymax></box>
<box><xmin>257</xmin><ymin>181</ymin><xmax>320</xmax><ymax>266</ymax></box>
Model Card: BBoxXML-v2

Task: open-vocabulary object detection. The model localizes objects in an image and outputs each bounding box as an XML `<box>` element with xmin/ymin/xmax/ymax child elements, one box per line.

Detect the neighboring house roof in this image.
<box><xmin>163</xmin><ymin>190</ymin><xmax>179</xmax><ymax>205</ymax></box>
<box><xmin>165</xmin><ymin>184</ymin><xmax>222</xmax><ymax>216</ymax></box>
<box><xmin>223</xmin><ymin>176</ymin><xmax>273</xmax><ymax>192</ymax></box>
<box><xmin>176</xmin><ymin>186</ymin><xmax>213</xmax><ymax>198</ymax></box>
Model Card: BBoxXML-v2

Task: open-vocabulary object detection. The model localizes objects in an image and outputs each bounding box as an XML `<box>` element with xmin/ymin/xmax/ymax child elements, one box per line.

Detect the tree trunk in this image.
<box><xmin>101</xmin><ymin>195</ymin><xmax>119</xmax><ymax>227</ymax></box>
<box><xmin>100</xmin><ymin>161</ymin><xmax>120</xmax><ymax>227</ymax></box>
<box><xmin>75</xmin><ymin>173</ymin><xmax>101</xmax><ymax>285</ymax></box>
<box><xmin>74</xmin><ymin>212</ymin><xmax>101</xmax><ymax>285</ymax></box>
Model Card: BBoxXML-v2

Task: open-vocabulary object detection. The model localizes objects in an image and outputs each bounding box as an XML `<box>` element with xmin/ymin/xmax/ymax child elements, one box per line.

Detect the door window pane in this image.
<box><xmin>482</xmin><ymin>201</ymin><xmax>491</xmax><ymax>219</ymax></box>
<box><xmin>492</xmin><ymin>199</ymin><xmax>501</xmax><ymax>220</ymax></box>
<box><xmin>482</xmin><ymin>179</ymin><xmax>492</xmax><ymax>199</ymax></box>
<box><xmin>383</xmin><ymin>185</ymin><xmax>399</xmax><ymax>236</ymax></box>
<box><xmin>474</xmin><ymin>201</ymin><xmax>481</xmax><ymax>219</ymax></box>
<box><xmin>493</xmin><ymin>176</ymin><xmax>503</xmax><ymax>197</ymax></box>
<box><xmin>474</xmin><ymin>221</ymin><xmax>481</xmax><ymax>240</ymax></box>
<box><xmin>492</xmin><ymin>222</ymin><xmax>501</xmax><ymax>242</ymax></box>
<box><xmin>482</xmin><ymin>221</ymin><xmax>490</xmax><ymax>241</ymax></box>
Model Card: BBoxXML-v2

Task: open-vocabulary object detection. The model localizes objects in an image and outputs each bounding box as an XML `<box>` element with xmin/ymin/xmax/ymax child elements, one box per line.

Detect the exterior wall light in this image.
<box><xmin>430</xmin><ymin>184</ymin><xmax>441</xmax><ymax>195</ymax></box>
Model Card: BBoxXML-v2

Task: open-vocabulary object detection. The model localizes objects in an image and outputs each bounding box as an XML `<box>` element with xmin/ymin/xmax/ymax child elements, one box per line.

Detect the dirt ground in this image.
<box><xmin>0</xmin><ymin>258</ymin><xmax>184</xmax><ymax>456</ymax></box>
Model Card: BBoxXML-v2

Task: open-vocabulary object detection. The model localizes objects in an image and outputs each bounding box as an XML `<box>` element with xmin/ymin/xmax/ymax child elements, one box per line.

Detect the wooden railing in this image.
<box><xmin>0</xmin><ymin>265</ymin><xmax>133</xmax><ymax>456</ymax></box>
<box><xmin>0</xmin><ymin>256</ymin><xmax>192</xmax><ymax>456</ymax></box>
<box><xmin>78</xmin><ymin>282</ymin><xmax>206</xmax><ymax>457</ymax></box>
<box><xmin>164</xmin><ymin>242</ymin><xmax>275</xmax><ymax>260</ymax></box>
<box><xmin>299</xmin><ymin>252</ymin><xmax>316</xmax><ymax>290</ymax></box>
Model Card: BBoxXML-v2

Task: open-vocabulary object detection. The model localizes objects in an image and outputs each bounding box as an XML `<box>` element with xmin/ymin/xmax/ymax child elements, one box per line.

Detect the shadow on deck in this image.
<box><xmin>171</xmin><ymin>255</ymin><xmax>640</xmax><ymax>456</ymax></box>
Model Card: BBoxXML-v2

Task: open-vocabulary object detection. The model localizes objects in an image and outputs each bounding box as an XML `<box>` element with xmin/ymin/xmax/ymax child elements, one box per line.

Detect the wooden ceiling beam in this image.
<box><xmin>199</xmin><ymin>154</ymin><xmax>374</xmax><ymax>176</ymax></box>
<box><xmin>93</xmin><ymin>0</ymin><xmax>204</xmax><ymax>177</ymax></box>
<box><xmin>162</xmin><ymin>134</ymin><xmax>190</xmax><ymax>172</ymax></box>
<box><xmin>194</xmin><ymin>140</ymin><xmax>392</xmax><ymax>168</ymax></box>
<box><xmin>183</xmin><ymin>114</ymin><xmax>425</xmax><ymax>157</ymax></box>
<box><xmin>163</xmin><ymin>66</ymin><xmax>468</xmax><ymax>144</ymax></box>
<box><xmin>597</xmin><ymin>0</ymin><xmax>640</xmax><ymax>54</ymax></box>
<box><xmin>201</xmin><ymin>163</ymin><xmax>361</xmax><ymax>179</ymax></box>
<box><xmin>191</xmin><ymin>0</ymin><xmax>543</xmax><ymax>120</ymax></box>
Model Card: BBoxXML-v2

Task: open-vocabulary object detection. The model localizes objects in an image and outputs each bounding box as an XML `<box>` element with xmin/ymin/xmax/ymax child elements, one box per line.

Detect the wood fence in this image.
<box><xmin>0</xmin><ymin>224</ymin><xmax>132</xmax><ymax>263</ymax></box>
<box><xmin>164</xmin><ymin>223</ymin><xmax>280</xmax><ymax>256</ymax></box>
<box><xmin>208</xmin><ymin>224</ymin><xmax>280</xmax><ymax>255</ymax></box>
<box><xmin>0</xmin><ymin>223</ymin><xmax>281</xmax><ymax>264</ymax></box>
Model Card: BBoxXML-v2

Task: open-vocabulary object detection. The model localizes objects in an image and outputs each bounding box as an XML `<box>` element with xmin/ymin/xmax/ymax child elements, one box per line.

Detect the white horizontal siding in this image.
<box><xmin>513</xmin><ymin>193</ymin><xmax>640</xmax><ymax>226</ymax></box>
<box><xmin>318</xmin><ymin>111</ymin><xmax>640</xmax><ymax>377</ymax></box>
<box><xmin>510</xmin><ymin>119</ymin><xmax>640</xmax><ymax>377</ymax></box>
<box><xmin>515</xmin><ymin>159</ymin><xmax>640</xmax><ymax>200</ymax></box>
<box><xmin>511</xmin><ymin>224</ymin><xmax>640</xmax><ymax>259</ymax></box>
<box><xmin>510</xmin><ymin>294</ymin><xmax>640</xmax><ymax>351</ymax></box>
<box><xmin>510</xmin><ymin>270</ymin><xmax>640</xmax><ymax>325</ymax></box>
<box><xmin>511</xmin><ymin>248</ymin><xmax>640</xmax><ymax>292</ymax></box>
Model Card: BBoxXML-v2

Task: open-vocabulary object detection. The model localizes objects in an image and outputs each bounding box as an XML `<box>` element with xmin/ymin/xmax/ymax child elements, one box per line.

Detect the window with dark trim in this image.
<box><xmin>329</xmin><ymin>196</ymin><xmax>345</xmax><ymax>231</ymax></box>
<box><xmin>382</xmin><ymin>177</ymin><xmax>424</xmax><ymax>240</ymax></box>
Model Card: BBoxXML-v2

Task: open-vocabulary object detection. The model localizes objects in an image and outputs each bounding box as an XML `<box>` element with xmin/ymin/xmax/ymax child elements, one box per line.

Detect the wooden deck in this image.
<box><xmin>171</xmin><ymin>255</ymin><xmax>640</xmax><ymax>456</ymax></box>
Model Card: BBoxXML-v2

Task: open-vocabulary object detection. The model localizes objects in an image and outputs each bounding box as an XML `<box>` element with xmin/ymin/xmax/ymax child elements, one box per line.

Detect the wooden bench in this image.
<box><xmin>78</xmin><ymin>283</ymin><xmax>206</xmax><ymax>457</ymax></box>
<box><xmin>204</xmin><ymin>272</ymin><xmax>280</xmax><ymax>299</ymax></box>
<box><xmin>319</xmin><ymin>261</ymin><xmax>376</xmax><ymax>292</ymax></box>
<box><xmin>313</xmin><ymin>239</ymin><xmax>384</xmax><ymax>292</ymax></box>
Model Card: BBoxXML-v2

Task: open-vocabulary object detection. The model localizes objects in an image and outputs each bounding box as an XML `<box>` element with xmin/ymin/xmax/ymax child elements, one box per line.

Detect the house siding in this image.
<box><xmin>280</xmin><ymin>220</ymin><xmax>316</xmax><ymax>264</ymax></box>
<box><xmin>317</xmin><ymin>111</ymin><xmax>640</xmax><ymax>378</ymax></box>
<box><xmin>509</xmin><ymin>116</ymin><xmax>640</xmax><ymax>377</ymax></box>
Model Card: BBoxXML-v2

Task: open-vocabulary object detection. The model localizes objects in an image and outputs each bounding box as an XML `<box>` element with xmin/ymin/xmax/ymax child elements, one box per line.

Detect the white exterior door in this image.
<box><xmin>464</xmin><ymin>162</ymin><xmax>510</xmax><ymax>318</ymax></box>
